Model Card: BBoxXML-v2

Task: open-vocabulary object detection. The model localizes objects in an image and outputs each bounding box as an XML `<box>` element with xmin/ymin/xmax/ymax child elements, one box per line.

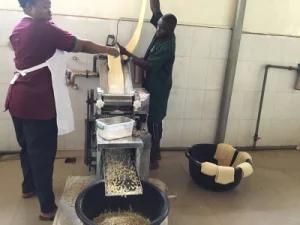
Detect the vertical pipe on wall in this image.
<box><xmin>215</xmin><ymin>0</ymin><xmax>247</xmax><ymax>143</ymax></box>
<box><xmin>253</xmin><ymin>65</ymin><xmax>270</xmax><ymax>148</ymax></box>
<box><xmin>253</xmin><ymin>65</ymin><xmax>298</xmax><ymax>148</ymax></box>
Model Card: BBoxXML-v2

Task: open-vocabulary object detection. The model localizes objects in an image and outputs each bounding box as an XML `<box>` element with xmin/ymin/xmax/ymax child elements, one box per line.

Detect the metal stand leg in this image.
<box><xmin>96</xmin><ymin>147</ymin><xmax>102</xmax><ymax>179</ymax></box>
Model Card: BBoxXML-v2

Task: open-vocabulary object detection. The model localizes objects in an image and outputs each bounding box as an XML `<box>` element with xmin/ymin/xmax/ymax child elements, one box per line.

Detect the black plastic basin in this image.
<box><xmin>185</xmin><ymin>144</ymin><xmax>243</xmax><ymax>192</ymax></box>
<box><xmin>75</xmin><ymin>180</ymin><xmax>169</xmax><ymax>225</ymax></box>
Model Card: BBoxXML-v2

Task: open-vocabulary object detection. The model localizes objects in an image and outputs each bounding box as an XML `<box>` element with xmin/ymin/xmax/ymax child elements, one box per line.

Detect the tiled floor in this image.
<box><xmin>1</xmin><ymin>150</ymin><xmax>300</xmax><ymax>225</ymax></box>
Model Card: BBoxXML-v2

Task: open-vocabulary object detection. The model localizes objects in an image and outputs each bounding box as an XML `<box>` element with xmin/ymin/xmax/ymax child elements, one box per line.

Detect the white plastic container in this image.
<box><xmin>96</xmin><ymin>116</ymin><xmax>135</xmax><ymax>140</ymax></box>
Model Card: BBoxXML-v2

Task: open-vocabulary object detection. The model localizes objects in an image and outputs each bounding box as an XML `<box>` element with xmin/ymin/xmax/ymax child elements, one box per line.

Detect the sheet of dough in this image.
<box><xmin>107</xmin><ymin>54</ymin><xmax>124</xmax><ymax>94</ymax></box>
<box><xmin>107</xmin><ymin>0</ymin><xmax>147</xmax><ymax>94</ymax></box>
<box><xmin>125</xmin><ymin>0</ymin><xmax>148</xmax><ymax>53</ymax></box>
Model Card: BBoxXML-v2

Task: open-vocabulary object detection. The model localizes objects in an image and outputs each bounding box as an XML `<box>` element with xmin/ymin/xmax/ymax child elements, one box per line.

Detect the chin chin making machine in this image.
<box><xmin>84</xmin><ymin>36</ymin><xmax>151</xmax><ymax>196</ymax></box>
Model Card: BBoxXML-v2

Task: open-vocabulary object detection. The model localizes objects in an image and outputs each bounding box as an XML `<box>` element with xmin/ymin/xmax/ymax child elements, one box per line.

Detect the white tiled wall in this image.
<box><xmin>0</xmin><ymin>43</ymin><xmax>18</xmax><ymax>151</ymax></box>
<box><xmin>226</xmin><ymin>34</ymin><xmax>300</xmax><ymax>147</ymax></box>
<box><xmin>162</xmin><ymin>27</ymin><xmax>230</xmax><ymax>147</ymax></box>
<box><xmin>0</xmin><ymin>14</ymin><xmax>20</xmax><ymax>150</ymax></box>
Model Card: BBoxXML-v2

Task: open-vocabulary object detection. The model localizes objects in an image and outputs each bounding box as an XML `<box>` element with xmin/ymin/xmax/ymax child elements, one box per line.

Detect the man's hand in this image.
<box><xmin>116</xmin><ymin>43</ymin><xmax>149</xmax><ymax>69</ymax></box>
<box><xmin>117</xmin><ymin>43</ymin><xmax>130</xmax><ymax>56</ymax></box>
<box><xmin>150</xmin><ymin>0</ymin><xmax>160</xmax><ymax>13</ymax></box>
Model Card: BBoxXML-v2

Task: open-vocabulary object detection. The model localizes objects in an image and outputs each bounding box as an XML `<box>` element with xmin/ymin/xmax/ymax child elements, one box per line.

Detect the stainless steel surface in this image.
<box><xmin>97</xmin><ymin>116</ymin><xmax>133</xmax><ymax>126</ymax></box>
<box><xmin>104</xmin><ymin>149</ymin><xmax>143</xmax><ymax>196</ymax></box>
<box><xmin>97</xmin><ymin>136</ymin><xmax>144</xmax><ymax>148</ymax></box>
<box><xmin>101</xmin><ymin>96</ymin><xmax>133</xmax><ymax>107</ymax></box>
<box><xmin>96</xmin><ymin>135</ymin><xmax>149</xmax><ymax>181</ymax></box>
<box><xmin>87</xmin><ymin>53</ymin><xmax>151</xmax><ymax>189</ymax></box>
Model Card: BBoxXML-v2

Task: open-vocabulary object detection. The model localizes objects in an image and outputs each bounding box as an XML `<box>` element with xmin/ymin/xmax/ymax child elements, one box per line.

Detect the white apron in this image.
<box><xmin>10</xmin><ymin>50</ymin><xmax>75</xmax><ymax>136</ymax></box>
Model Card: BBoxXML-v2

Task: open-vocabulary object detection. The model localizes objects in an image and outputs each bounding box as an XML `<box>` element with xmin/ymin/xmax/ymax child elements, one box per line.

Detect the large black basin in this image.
<box><xmin>186</xmin><ymin>144</ymin><xmax>243</xmax><ymax>192</ymax></box>
<box><xmin>75</xmin><ymin>180</ymin><xmax>169</xmax><ymax>225</ymax></box>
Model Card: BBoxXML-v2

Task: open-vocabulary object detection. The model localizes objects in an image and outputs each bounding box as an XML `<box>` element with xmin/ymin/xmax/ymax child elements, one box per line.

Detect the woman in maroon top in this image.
<box><xmin>6</xmin><ymin>0</ymin><xmax>119</xmax><ymax>220</ymax></box>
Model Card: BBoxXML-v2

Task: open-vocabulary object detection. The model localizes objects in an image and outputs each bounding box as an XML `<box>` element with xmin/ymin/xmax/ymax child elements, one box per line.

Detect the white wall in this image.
<box><xmin>224</xmin><ymin>0</ymin><xmax>300</xmax><ymax>147</ymax></box>
<box><xmin>225</xmin><ymin>34</ymin><xmax>300</xmax><ymax>147</ymax></box>
<box><xmin>0</xmin><ymin>11</ymin><xmax>20</xmax><ymax>150</ymax></box>
<box><xmin>244</xmin><ymin>0</ymin><xmax>300</xmax><ymax>36</ymax></box>
<box><xmin>161</xmin><ymin>26</ymin><xmax>230</xmax><ymax>147</ymax></box>
<box><xmin>0</xmin><ymin>0</ymin><xmax>237</xmax><ymax>27</ymax></box>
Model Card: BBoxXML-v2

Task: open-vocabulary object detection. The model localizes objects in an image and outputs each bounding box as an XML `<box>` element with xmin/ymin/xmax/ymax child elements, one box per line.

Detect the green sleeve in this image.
<box><xmin>150</xmin><ymin>11</ymin><xmax>163</xmax><ymax>28</ymax></box>
<box><xmin>147</xmin><ymin>44</ymin><xmax>173</xmax><ymax>72</ymax></box>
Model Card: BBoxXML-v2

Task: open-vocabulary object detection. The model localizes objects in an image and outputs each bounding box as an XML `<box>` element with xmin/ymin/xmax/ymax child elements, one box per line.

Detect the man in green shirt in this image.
<box><xmin>119</xmin><ymin>0</ymin><xmax>177</xmax><ymax>170</ymax></box>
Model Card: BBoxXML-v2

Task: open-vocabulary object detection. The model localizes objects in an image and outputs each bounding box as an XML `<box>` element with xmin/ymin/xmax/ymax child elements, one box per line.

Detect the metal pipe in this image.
<box><xmin>253</xmin><ymin>65</ymin><xmax>269</xmax><ymax>148</ymax></box>
<box><xmin>295</xmin><ymin>64</ymin><xmax>300</xmax><ymax>90</ymax></box>
<box><xmin>215</xmin><ymin>0</ymin><xmax>247</xmax><ymax>144</ymax></box>
<box><xmin>87</xmin><ymin>90</ymin><xmax>90</xmax><ymax>120</ymax></box>
<box><xmin>253</xmin><ymin>64</ymin><xmax>298</xmax><ymax>148</ymax></box>
<box><xmin>265</xmin><ymin>65</ymin><xmax>297</xmax><ymax>70</ymax></box>
<box><xmin>90</xmin><ymin>89</ymin><xmax>95</xmax><ymax>118</ymax></box>
<box><xmin>93</xmin><ymin>55</ymin><xmax>98</xmax><ymax>74</ymax></box>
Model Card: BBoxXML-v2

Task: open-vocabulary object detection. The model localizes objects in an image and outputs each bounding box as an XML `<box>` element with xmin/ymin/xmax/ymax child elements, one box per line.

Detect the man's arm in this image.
<box><xmin>150</xmin><ymin>0</ymin><xmax>161</xmax><ymax>14</ymax></box>
<box><xmin>117</xmin><ymin>43</ymin><xmax>150</xmax><ymax>69</ymax></box>
<box><xmin>150</xmin><ymin>0</ymin><xmax>163</xmax><ymax>27</ymax></box>
<box><xmin>125</xmin><ymin>43</ymin><xmax>173</xmax><ymax>73</ymax></box>
<box><xmin>72</xmin><ymin>39</ymin><xmax>119</xmax><ymax>57</ymax></box>
<box><xmin>132</xmin><ymin>56</ymin><xmax>150</xmax><ymax>69</ymax></box>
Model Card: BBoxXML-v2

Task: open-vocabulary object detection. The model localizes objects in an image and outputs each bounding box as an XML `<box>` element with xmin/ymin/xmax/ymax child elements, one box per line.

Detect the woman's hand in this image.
<box><xmin>107</xmin><ymin>47</ymin><xmax>120</xmax><ymax>57</ymax></box>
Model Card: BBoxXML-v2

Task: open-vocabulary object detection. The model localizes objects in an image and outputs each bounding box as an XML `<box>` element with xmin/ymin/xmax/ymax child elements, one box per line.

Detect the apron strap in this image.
<box><xmin>16</xmin><ymin>61</ymin><xmax>48</xmax><ymax>76</ymax></box>
<box><xmin>11</xmin><ymin>61</ymin><xmax>48</xmax><ymax>85</ymax></box>
<box><xmin>10</xmin><ymin>72</ymin><xmax>20</xmax><ymax>85</ymax></box>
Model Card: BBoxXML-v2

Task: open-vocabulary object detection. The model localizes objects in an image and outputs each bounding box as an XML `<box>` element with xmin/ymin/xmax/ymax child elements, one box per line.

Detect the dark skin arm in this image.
<box><xmin>72</xmin><ymin>39</ymin><xmax>119</xmax><ymax>57</ymax></box>
<box><xmin>117</xmin><ymin>43</ymin><xmax>150</xmax><ymax>69</ymax></box>
<box><xmin>150</xmin><ymin>0</ymin><xmax>161</xmax><ymax>14</ymax></box>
